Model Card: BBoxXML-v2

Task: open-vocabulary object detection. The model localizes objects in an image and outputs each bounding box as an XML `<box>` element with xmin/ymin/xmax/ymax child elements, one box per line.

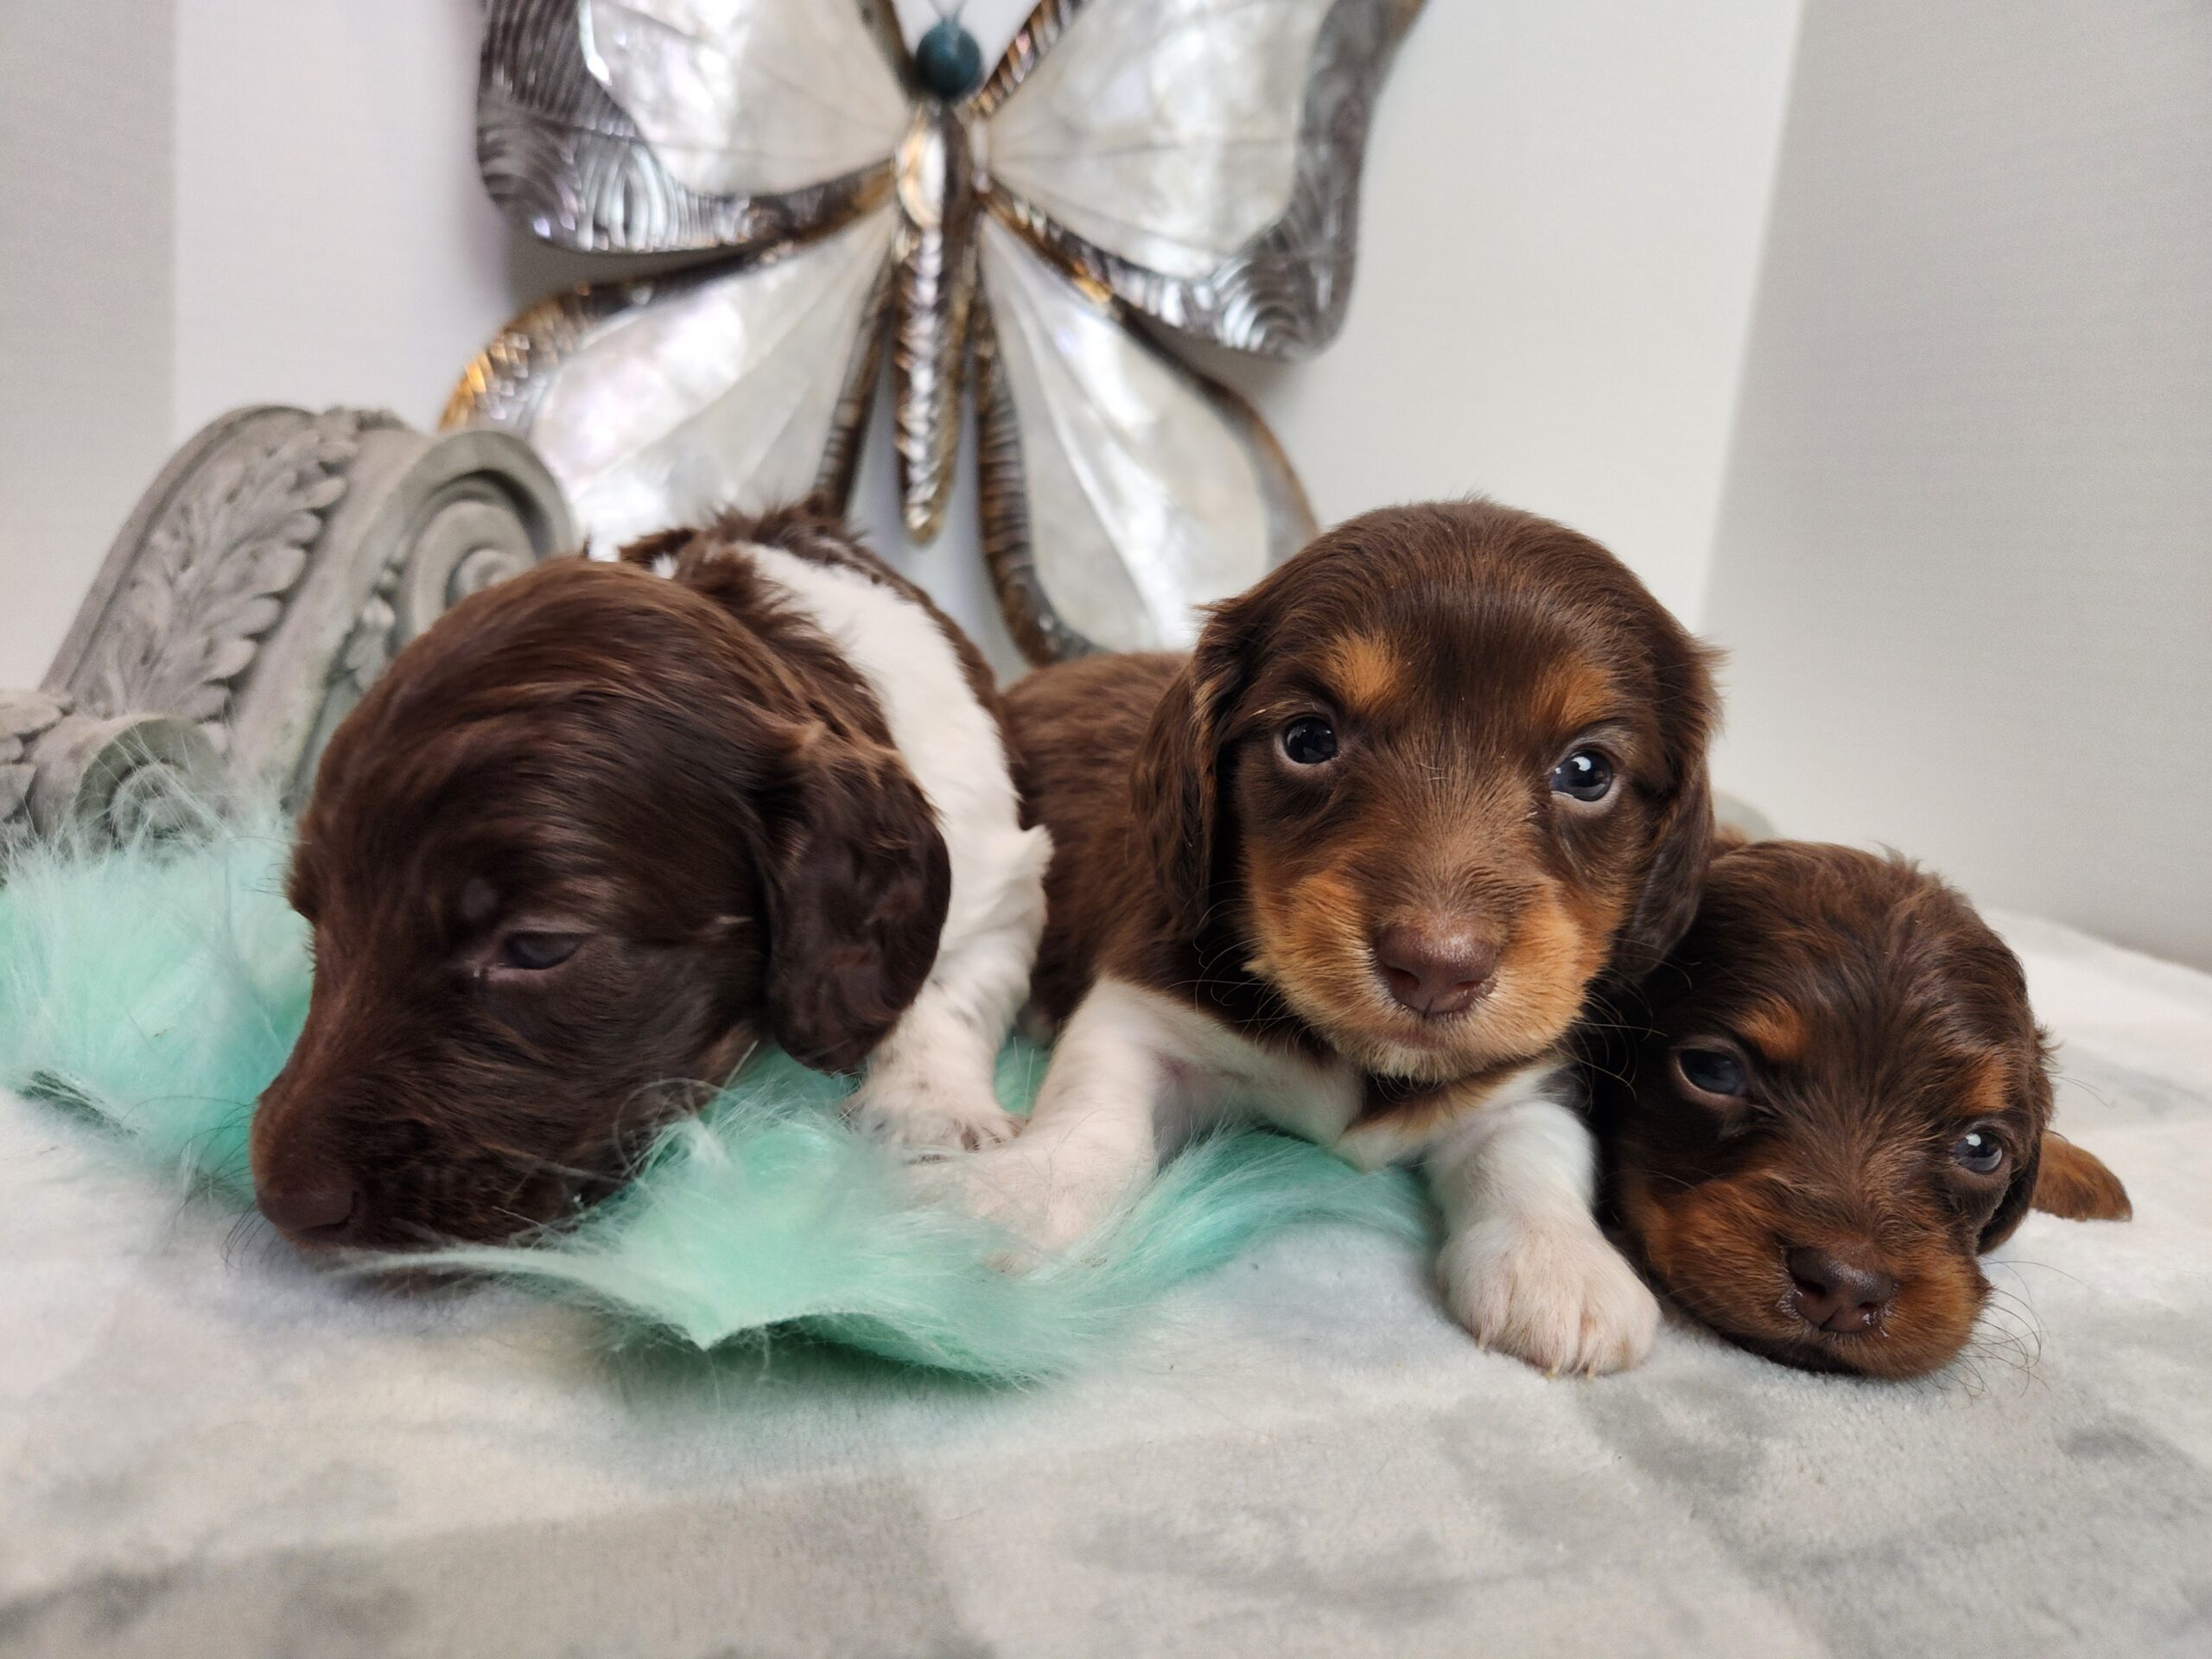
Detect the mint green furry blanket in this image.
<box><xmin>0</xmin><ymin>821</ymin><xmax>1427</xmax><ymax>1378</ymax></box>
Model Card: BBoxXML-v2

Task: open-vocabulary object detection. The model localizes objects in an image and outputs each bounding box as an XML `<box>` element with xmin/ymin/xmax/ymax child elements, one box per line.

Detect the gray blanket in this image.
<box><xmin>3</xmin><ymin>912</ymin><xmax>2207</xmax><ymax>1658</ymax></box>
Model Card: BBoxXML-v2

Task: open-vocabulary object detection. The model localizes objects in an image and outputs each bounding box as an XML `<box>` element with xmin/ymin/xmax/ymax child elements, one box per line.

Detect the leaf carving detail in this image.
<box><xmin>83</xmin><ymin>411</ymin><xmax>365</xmax><ymax>734</ymax></box>
<box><xmin>0</xmin><ymin>690</ymin><xmax>71</xmax><ymax>830</ymax></box>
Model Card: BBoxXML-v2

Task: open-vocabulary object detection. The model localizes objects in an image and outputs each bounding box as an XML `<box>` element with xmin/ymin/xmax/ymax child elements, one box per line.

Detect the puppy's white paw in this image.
<box><xmin>1440</xmin><ymin>1216</ymin><xmax>1659</xmax><ymax>1376</ymax></box>
<box><xmin>845</xmin><ymin>1073</ymin><xmax>1019</xmax><ymax>1154</ymax></box>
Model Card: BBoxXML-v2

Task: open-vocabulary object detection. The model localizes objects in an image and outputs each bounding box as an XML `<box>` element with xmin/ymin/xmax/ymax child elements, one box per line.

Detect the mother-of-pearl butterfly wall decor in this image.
<box><xmin>447</xmin><ymin>0</ymin><xmax>1424</xmax><ymax>661</ymax></box>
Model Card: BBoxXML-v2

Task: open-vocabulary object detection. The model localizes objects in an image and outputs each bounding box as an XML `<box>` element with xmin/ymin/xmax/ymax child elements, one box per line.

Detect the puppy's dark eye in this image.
<box><xmin>1953</xmin><ymin>1130</ymin><xmax>2006</xmax><ymax>1175</ymax></box>
<box><xmin>1281</xmin><ymin>716</ymin><xmax>1338</xmax><ymax>766</ymax></box>
<box><xmin>497</xmin><ymin>931</ymin><xmax>584</xmax><ymax>972</ymax></box>
<box><xmin>1675</xmin><ymin>1046</ymin><xmax>1748</xmax><ymax>1099</ymax></box>
<box><xmin>1551</xmin><ymin>749</ymin><xmax>1616</xmax><ymax>803</ymax></box>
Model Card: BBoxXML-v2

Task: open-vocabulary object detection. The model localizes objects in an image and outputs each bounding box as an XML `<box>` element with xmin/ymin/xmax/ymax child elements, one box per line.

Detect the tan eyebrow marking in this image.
<box><xmin>1737</xmin><ymin>1001</ymin><xmax>1808</xmax><ymax>1066</ymax></box>
<box><xmin>1529</xmin><ymin>654</ymin><xmax>1624</xmax><ymax>739</ymax></box>
<box><xmin>1955</xmin><ymin>1048</ymin><xmax>2016</xmax><ymax>1122</ymax></box>
<box><xmin>1322</xmin><ymin>632</ymin><xmax>1405</xmax><ymax>714</ymax></box>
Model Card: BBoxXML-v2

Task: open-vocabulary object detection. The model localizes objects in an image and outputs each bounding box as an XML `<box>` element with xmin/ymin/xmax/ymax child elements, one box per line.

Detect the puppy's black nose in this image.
<box><xmin>257</xmin><ymin>1179</ymin><xmax>359</xmax><ymax>1243</ymax></box>
<box><xmin>1373</xmin><ymin>923</ymin><xmax>1502</xmax><ymax>1018</ymax></box>
<box><xmin>1786</xmin><ymin>1243</ymin><xmax>1898</xmax><ymax>1332</ymax></box>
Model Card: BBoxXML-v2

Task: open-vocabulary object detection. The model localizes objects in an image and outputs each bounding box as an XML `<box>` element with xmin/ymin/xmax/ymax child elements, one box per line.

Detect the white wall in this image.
<box><xmin>0</xmin><ymin>2</ymin><xmax>177</xmax><ymax>693</ymax></box>
<box><xmin>0</xmin><ymin>0</ymin><xmax>1801</xmax><ymax>688</ymax></box>
<box><xmin>172</xmin><ymin>0</ymin><xmax>511</xmax><ymax>440</ymax></box>
<box><xmin>1703</xmin><ymin>1</ymin><xmax>2212</xmax><ymax>969</ymax></box>
<box><xmin>1218</xmin><ymin>0</ymin><xmax>1800</xmax><ymax>626</ymax></box>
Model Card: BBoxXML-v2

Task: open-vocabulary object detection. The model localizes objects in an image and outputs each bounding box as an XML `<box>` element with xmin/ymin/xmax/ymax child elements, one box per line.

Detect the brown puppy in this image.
<box><xmin>944</xmin><ymin>499</ymin><xmax>1718</xmax><ymax>1375</ymax></box>
<box><xmin>251</xmin><ymin>509</ymin><xmax>1048</xmax><ymax>1249</ymax></box>
<box><xmin>1597</xmin><ymin>840</ymin><xmax>2131</xmax><ymax>1377</ymax></box>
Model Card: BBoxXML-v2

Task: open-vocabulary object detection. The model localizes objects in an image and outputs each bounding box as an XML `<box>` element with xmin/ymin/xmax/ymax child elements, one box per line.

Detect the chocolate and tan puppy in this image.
<box><xmin>942</xmin><ymin>499</ymin><xmax>1718</xmax><ymax>1376</ymax></box>
<box><xmin>1597</xmin><ymin>839</ymin><xmax>2130</xmax><ymax>1377</ymax></box>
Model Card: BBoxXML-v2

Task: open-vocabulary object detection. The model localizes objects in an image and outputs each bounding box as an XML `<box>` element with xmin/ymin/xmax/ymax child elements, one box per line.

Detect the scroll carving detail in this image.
<box><xmin>6</xmin><ymin>407</ymin><xmax>575</xmax><ymax>859</ymax></box>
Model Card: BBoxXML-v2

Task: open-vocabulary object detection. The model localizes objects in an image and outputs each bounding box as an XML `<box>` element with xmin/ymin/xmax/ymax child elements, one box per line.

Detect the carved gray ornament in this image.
<box><xmin>1</xmin><ymin>690</ymin><xmax>73</xmax><ymax>853</ymax></box>
<box><xmin>53</xmin><ymin>409</ymin><xmax>384</xmax><ymax>740</ymax></box>
<box><xmin>3</xmin><ymin>406</ymin><xmax>575</xmax><ymax>861</ymax></box>
<box><xmin>455</xmin><ymin>0</ymin><xmax>1424</xmax><ymax>662</ymax></box>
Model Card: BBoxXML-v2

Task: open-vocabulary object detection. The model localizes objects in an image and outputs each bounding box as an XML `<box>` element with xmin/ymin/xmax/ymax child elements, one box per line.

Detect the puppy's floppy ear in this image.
<box><xmin>1616</xmin><ymin>633</ymin><xmax>1723</xmax><ymax>982</ymax></box>
<box><xmin>1130</xmin><ymin>601</ymin><xmax>1256</xmax><ymax>931</ymax></box>
<box><xmin>2031</xmin><ymin>1132</ymin><xmax>2133</xmax><ymax>1223</ymax></box>
<box><xmin>758</xmin><ymin>726</ymin><xmax>950</xmax><ymax>1074</ymax></box>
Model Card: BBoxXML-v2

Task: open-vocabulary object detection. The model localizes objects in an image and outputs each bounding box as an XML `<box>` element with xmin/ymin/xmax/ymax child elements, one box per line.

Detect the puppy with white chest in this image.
<box><xmin>951</xmin><ymin>499</ymin><xmax>1718</xmax><ymax>1375</ymax></box>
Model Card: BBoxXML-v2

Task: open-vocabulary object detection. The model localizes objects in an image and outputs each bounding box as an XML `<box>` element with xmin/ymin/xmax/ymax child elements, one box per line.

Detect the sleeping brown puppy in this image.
<box><xmin>1595</xmin><ymin>839</ymin><xmax>2131</xmax><ymax>1377</ymax></box>
<box><xmin>249</xmin><ymin>508</ymin><xmax>1048</xmax><ymax>1250</ymax></box>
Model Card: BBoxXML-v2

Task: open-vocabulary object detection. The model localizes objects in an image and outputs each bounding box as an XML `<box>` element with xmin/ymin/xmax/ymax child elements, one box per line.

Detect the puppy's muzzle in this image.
<box><xmin>1371</xmin><ymin>920</ymin><xmax>1502</xmax><ymax>1018</ymax></box>
<box><xmin>1784</xmin><ymin>1240</ymin><xmax>1899</xmax><ymax>1333</ymax></box>
<box><xmin>255</xmin><ymin>1165</ymin><xmax>361</xmax><ymax>1245</ymax></box>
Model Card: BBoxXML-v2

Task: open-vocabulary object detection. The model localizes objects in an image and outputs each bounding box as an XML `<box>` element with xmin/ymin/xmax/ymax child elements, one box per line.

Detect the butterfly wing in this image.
<box><xmin>972</xmin><ymin>218</ymin><xmax>1313</xmax><ymax>662</ymax></box>
<box><xmin>445</xmin><ymin>206</ymin><xmax>898</xmax><ymax>550</ymax></box>
<box><xmin>974</xmin><ymin>0</ymin><xmax>1421</xmax><ymax>356</ymax></box>
<box><xmin>480</xmin><ymin>0</ymin><xmax>911</xmax><ymax>252</ymax></box>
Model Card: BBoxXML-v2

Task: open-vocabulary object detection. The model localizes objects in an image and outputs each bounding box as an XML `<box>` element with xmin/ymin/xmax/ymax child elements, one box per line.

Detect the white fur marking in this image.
<box><xmin>928</xmin><ymin>977</ymin><xmax>1361</xmax><ymax>1250</ymax></box>
<box><xmin>745</xmin><ymin>544</ymin><xmax>1051</xmax><ymax>1151</ymax></box>
<box><xmin>960</xmin><ymin>973</ymin><xmax>1652</xmax><ymax>1374</ymax></box>
<box><xmin>918</xmin><ymin>978</ymin><xmax>1188</xmax><ymax>1251</ymax></box>
<box><xmin>1426</xmin><ymin>1073</ymin><xmax>1659</xmax><ymax>1375</ymax></box>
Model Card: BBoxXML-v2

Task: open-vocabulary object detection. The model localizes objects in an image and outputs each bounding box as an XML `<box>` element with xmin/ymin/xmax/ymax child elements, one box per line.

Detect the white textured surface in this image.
<box><xmin>1</xmin><ymin>914</ymin><xmax>2205</xmax><ymax>1656</ymax></box>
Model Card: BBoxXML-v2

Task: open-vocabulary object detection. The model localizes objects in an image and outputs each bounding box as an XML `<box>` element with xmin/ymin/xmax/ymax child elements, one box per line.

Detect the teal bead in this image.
<box><xmin>915</xmin><ymin>17</ymin><xmax>984</xmax><ymax>101</ymax></box>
